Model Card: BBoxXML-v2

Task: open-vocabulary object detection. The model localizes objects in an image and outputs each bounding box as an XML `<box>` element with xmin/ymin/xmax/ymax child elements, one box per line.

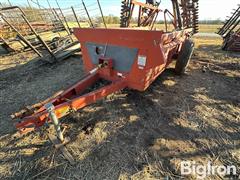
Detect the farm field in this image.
<box><xmin>156</xmin><ymin>24</ymin><xmax>222</xmax><ymax>33</ymax></box>
<box><xmin>67</xmin><ymin>23</ymin><xmax>222</xmax><ymax>33</ymax></box>
<box><xmin>0</xmin><ymin>34</ymin><xmax>239</xmax><ymax>179</ymax></box>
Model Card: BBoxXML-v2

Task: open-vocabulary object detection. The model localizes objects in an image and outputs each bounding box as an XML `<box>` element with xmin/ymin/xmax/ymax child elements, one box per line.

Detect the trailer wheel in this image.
<box><xmin>175</xmin><ymin>39</ymin><xmax>194</xmax><ymax>75</ymax></box>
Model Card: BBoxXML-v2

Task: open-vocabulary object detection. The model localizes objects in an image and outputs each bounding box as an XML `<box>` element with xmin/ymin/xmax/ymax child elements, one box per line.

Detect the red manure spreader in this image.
<box><xmin>12</xmin><ymin>1</ymin><xmax>199</xmax><ymax>146</ymax></box>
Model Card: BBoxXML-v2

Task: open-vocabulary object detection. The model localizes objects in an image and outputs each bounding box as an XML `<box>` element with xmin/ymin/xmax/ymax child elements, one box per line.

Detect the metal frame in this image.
<box><xmin>0</xmin><ymin>5</ymin><xmax>80</xmax><ymax>62</ymax></box>
<box><xmin>12</xmin><ymin>27</ymin><xmax>192</xmax><ymax>134</ymax></box>
<box><xmin>119</xmin><ymin>0</ymin><xmax>199</xmax><ymax>34</ymax></box>
<box><xmin>0</xmin><ymin>36</ymin><xmax>14</xmax><ymax>53</ymax></box>
<box><xmin>179</xmin><ymin>0</ymin><xmax>199</xmax><ymax>34</ymax></box>
<box><xmin>217</xmin><ymin>6</ymin><xmax>240</xmax><ymax>36</ymax></box>
<box><xmin>13</xmin><ymin>66</ymin><xmax>127</xmax><ymax>133</ymax></box>
<box><xmin>0</xmin><ymin>0</ymin><xmax>107</xmax><ymax>60</ymax></box>
<box><xmin>0</xmin><ymin>12</ymin><xmax>43</xmax><ymax>57</ymax></box>
<box><xmin>120</xmin><ymin>0</ymin><xmax>161</xmax><ymax>28</ymax></box>
<box><xmin>164</xmin><ymin>9</ymin><xmax>177</xmax><ymax>32</ymax></box>
<box><xmin>217</xmin><ymin>4</ymin><xmax>240</xmax><ymax>51</ymax></box>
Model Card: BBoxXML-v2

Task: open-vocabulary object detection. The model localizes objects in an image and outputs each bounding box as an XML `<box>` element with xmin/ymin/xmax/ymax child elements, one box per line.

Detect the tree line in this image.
<box><xmin>96</xmin><ymin>15</ymin><xmax>223</xmax><ymax>25</ymax></box>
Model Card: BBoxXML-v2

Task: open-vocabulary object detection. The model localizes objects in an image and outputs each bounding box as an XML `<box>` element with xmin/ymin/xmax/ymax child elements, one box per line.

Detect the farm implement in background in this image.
<box><xmin>120</xmin><ymin>0</ymin><xmax>199</xmax><ymax>34</ymax></box>
<box><xmin>217</xmin><ymin>4</ymin><xmax>240</xmax><ymax>52</ymax></box>
<box><xmin>120</xmin><ymin>0</ymin><xmax>161</xmax><ymax>28</ymax></box>
<box><xmin>11</xmin><ymin>0</ymin><xmax>198</xmax><ymax>164</ymax></box>
<box><xmin>0</xmin><ymin>0</ymin><xmax>107</xmax><ymax>62</ymax></box>
<box><xmin>179</xmin><ymin>0</ymin><xmax>199</xmax><ymax>34</ymax></box>
<box><xmin>0</xmin><ymin>5</ymin><xmax>79</xmax><ymax>62</ymax></box>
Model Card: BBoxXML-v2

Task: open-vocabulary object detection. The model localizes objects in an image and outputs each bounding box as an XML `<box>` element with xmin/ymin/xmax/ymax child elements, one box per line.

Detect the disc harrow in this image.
<box><xmin>217</xmin><ymin>4</ymin><xmax>240</xmax><ymax>52</ymax></box>
<box><xmin>120</xmin><ymin>0</ymin><xmax>199</xmax><ymax>34</ymax></box>
<box><xmin>120</xmin><ymin>0</ymin><xmax>161</xmax><ymax>28</ymax></box>
<box><xmin>180</xmin><ymin>0</ymin><xmax>199</xmax><ymax>34</ymax></box>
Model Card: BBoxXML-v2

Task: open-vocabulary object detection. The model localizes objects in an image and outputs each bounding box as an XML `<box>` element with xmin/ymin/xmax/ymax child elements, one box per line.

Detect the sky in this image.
<box><xmin>0</xmin><ymin>0</ymin><xmax>239</xmax><ymax>20</ymax></box>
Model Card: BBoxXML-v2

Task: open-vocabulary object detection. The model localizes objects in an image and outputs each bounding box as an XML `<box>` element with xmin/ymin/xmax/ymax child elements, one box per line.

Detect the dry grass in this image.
<box><xmin>0</xmin><ymin>35</ymin><xmax>239</xmax><ymax>179</ymax></box>
<box><xmin>155</xmin><ymin>24</ymin><xmax>222</xmax><ymax>33</ymax></box>
<box><xmin>197</xmin><ymin>24</ymin><xmax>221</xmax><ymax>33</ymax></box>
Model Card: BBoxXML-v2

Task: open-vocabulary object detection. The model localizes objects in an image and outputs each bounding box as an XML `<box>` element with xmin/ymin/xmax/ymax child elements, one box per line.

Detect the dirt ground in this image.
<box><xmin>0</xmin><ymin>36</ymin><xmax>239</xmax><ymax>179</ymax></box>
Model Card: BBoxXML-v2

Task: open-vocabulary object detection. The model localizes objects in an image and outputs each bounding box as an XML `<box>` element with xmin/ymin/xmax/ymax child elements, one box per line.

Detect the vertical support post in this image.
<box><xmin>55</xmin><ymin>0</ymin><xmax>72</xmax><ymax>36</ymax></box>
<box><xmin>171</xmin><ymin>0</ymin><xmax>177</xmax><ymax>28</ymax></box>
<box><xmin>127</xmin><ymin>3</ymin><xmax>135</xmax><ymax>27</ymax></box>
<box><xmin>151</xmin><ymin>12</ymin><xmax>159</xmax><ymax>30</ymax></box>
<box><xmin>174</xmin><ymin>0</ymin><xmax>182</xmax><ymax>29</ymax></box>
<box><xmin>45</xmin><ymin>103</ymin><xmax>64</xmax><ymax>142</ymax></box>
<box><xmin>138</xmin><ymin>6</ymin><xmax>142</xmax><ymax>27</ymax></box>
<box><xmin>53</xmin><ymin>8</ymin><xmax>69</xmax><ymax>37</ymax></box>
<box><xmin>96</xmin><ymin>0</ymin><xmax>107</xmax><ymax>28</ymax></box>
<box><xmin>82</xmin><ymin>0</ymin><xmax>94</xmax><ymax>28</ymax></box>
<box><xmin>71</xmin><ymin>6</ymin><xmax>81</xmax><ymax>28</ymax></box>
<box><xmin>47</xmin><ymin>0</ymin><xmax>63</xmax><ymax>34</ymax></box>
<box><xmin>164</xmin><ymin>10</ymin><xmax>168</xmax><ymax>32</ymax></box>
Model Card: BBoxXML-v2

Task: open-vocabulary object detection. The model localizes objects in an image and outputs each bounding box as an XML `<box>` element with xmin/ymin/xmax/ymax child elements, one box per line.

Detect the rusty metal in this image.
<box><xmin>179</xmin><ymin>0</ymin><xmax>199</xmax><ymax>34</ymax></box>
<box><xmin>119</xmin><ymin>0</ymin><xmax>199</xmax><ymax>34</ymax></box>
<box><xmin>217</xmin><ymin>4</ymin><xmax>240</xmax><ymax>52</ymax></box>
<box><xmin>0</xmin><ymin>0</ymin><xmax>107</xmax><ymax>57</ymax></box>
<box><xmin>0</xmin><ymin>13</ymin><xmax>43</xmax><ymax>56</ymax></box>
<box><xmin>0</xmin><ymin>4</ymin><xmax>81</xmax><ymax>62</ymax></box>
<box><xmin>120</xmin><ymin>0</ymin><xmax>161</xmax><ymax>28</ymax></box>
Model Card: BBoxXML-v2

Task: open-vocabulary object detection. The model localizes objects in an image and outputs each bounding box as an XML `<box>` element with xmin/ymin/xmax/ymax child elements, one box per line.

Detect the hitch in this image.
<box><xmin>12</xmin><ymin>56</ymin><xmax>127</xmax><ymax>134</ymax></box>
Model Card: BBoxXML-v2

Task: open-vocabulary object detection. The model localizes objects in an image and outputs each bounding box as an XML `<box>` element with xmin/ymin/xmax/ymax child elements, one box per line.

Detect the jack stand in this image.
<box><xmin>45</xmin><ymin>103</ymin><xmax>64</xmax><ymax>142</ymax></box>
<box><xmin>45</xmin><ymin>103</ymin><xmax>75</xmax><ymax>165</ymax></box>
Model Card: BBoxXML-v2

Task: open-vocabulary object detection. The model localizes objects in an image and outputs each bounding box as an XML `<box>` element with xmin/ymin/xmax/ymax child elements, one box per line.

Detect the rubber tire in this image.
<box><xmin>175</xmin><ymin>39</ymin><xmax>194</xmax><ymax>75</ymax></box>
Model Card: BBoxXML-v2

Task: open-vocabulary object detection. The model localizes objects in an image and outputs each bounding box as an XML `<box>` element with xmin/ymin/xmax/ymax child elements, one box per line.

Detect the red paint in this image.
<box><xmin>14</xmin><ymin>28</ymin><xmax>190</xmax><ymax>133</ymax></box>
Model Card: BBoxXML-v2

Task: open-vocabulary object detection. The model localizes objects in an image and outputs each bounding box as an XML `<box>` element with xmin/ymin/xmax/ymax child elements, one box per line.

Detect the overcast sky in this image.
<box><xmin>0</xmin><ymin>0</ymin><xmax>239</xmax><ymax>20</ymax></box>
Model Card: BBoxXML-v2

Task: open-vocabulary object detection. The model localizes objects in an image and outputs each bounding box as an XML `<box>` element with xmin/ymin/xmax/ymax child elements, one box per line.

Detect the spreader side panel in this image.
<box><xmin>86</xmin><ymin>42</ymin><xmax>138</xmax><ymax>72</ymax></box>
